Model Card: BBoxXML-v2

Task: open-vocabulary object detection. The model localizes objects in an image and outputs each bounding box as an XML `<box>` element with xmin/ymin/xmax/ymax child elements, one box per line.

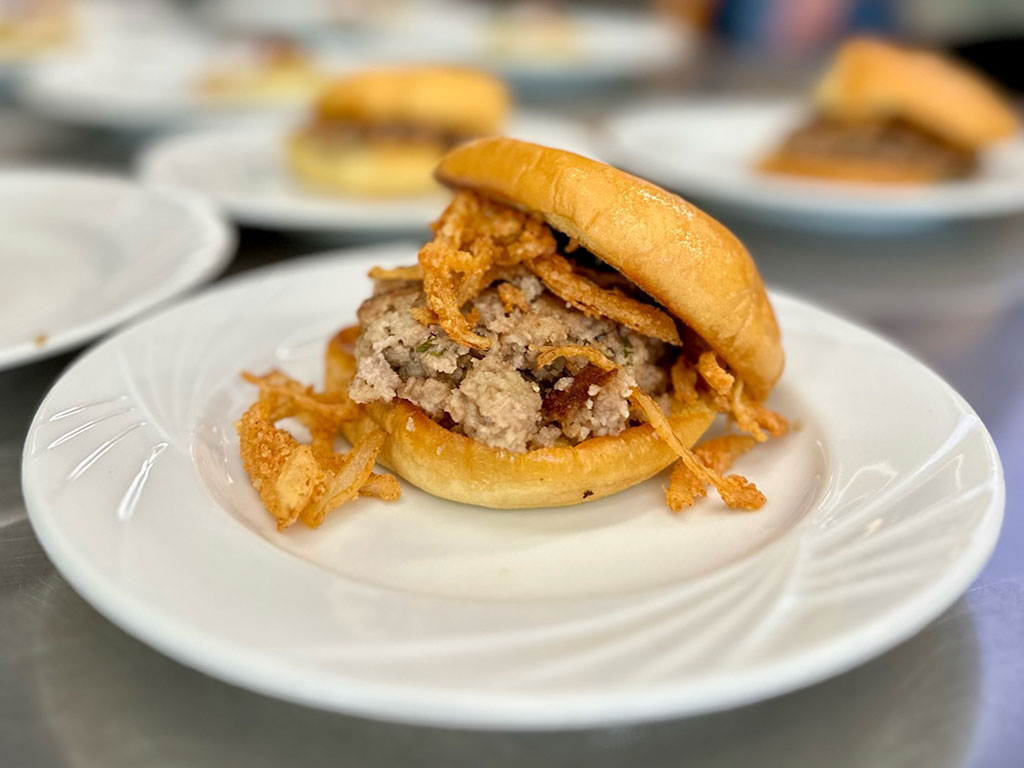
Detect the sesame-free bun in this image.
<box><xmin>328</xmin><ymin>340</ymin><xmax>716</xmax><ymax>508</ymax></box>
<box><xmin>286</xmin><ymin>131</ymin><xmax>445</xmax><ymax>196</ymax></box>
<box><xmin>434</xmin><ymin>138</ymin><xmax>784</xmax><ymax>400</ymax></box>
<box><xmin>287</xmin><ymin>66</ymin><xmax>510</xmax><ymax>197</ymax></box>
<box><xmin>816</xmin><ymin>38</ymin><xmax>1019</xmax><ymax>149</ymax></box>
<box><xmin>315</xmin><ymin>66</ymin><xmax>510</xmax><ymax>136</ymax></box>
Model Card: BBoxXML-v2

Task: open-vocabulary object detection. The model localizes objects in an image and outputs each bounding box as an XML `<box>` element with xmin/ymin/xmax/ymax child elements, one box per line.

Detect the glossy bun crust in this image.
<box><xmin>434</xmin><ymin>138</ymin><xmax>784</xmax><ymax>399</ymax></box>
<box><xmin>314</xmin><ymin>66</ymin><xmax>510</xmax><ymax>136</ymax></box>
<box><xmin>816</xmin><ymin>37</ymin><xmax>1019</xmax><ymax>149</ymax></box>
<box><xmin>285</xmin><ymin>134</ymin><xmax>445</xmax><ymax>196</ymax></box>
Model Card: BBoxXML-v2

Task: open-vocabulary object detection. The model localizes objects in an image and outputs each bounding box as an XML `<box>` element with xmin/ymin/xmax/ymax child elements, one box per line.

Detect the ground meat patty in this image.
<box><xmin>349</xmin><ymin>271</ymin><xmax>670</xmax><ymax>452</ymax></box>
<box><xmin>774</xmin><ymin>116</ymin><xmax>976</xmax><ymax>179</ymax></box>
<box><xmin>302</xmin><ymin>118</ymin><xmax>472</xmax><ymax>150</ymax></box>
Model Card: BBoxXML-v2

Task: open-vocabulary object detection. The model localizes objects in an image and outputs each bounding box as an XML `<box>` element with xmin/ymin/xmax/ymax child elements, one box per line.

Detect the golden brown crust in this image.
<box><xmin>816</xmin><ymin>37</ymin><xmax>1020</xmax><ymax>149</ymax></box>
<box><xmin>314</xmin><ymin>66</ymin><xmax>510</xmax><ymax>136</ymax></box>
<box><xmin>434</xmin><ymin>138</ymin><xmax>784</xmax><ymax>399</ymax></box>
<box><xmin>286</xmin><ymin>131</ymin><xmax>444</xmax><ymax>196</ymax></box>
<box><xmin>339</xmin><ymin>398</ymin><xmax>715</xmax><ymax>509</ymax></box>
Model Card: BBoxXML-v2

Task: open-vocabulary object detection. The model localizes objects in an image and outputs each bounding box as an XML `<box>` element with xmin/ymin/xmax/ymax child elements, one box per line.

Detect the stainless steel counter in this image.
<box><xmin>1</xmin><ymin>108</ymin><xmax>1022</xmax><ymax>766</ymax></box>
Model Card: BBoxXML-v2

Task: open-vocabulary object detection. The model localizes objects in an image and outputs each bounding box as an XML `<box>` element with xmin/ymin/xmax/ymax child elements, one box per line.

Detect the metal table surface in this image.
<box><xmin>1</xmin><ymin>102</ymin><xmax>1023</xmax><ymax>767</ymax></box>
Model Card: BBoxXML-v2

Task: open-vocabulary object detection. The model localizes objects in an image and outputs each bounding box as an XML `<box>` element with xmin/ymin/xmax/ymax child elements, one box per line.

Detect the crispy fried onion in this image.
<box><xmin>670</xmin><ymin>355</ymin><xmax>698</xmax><ymax>405</ymax></box>
<box><xmin>535</xmin><ymin>345</ymin><xmax>764</xmax><ymax>511</ymax></box>
<box><xmin>529</xmin><ymin>253</ymin><xmax>682</xmax><ymax>345</ymax></box>
<box><xmin>242</xmin><ymin>370</ymin><xmax>358</xmax><ymax>445</ymax></box>
<box><xmin>409</xmin><ymin>304</ymin><xmax>480</xmax><ymax>329</ymax></box>
<box><xmin>381</xmin><ymin>190</ymin><xmax>684</xmax><ymax>352</ymax></box>
<box><xmin>368</xmin><ymin>264</ymin><xmax>423</xmax><ymax>281</ymax></box>
<box><xmin>497</xmin><ymin>281</ymin><xmax>530</xmax><ymax>314</ymax></box>
<box><xmin>409</xmin><ymin>306</ymin><xmax>437</xmax><ymax>326</ymax></box>
<box><xmin>694</xmin><ymin>351</ymin><xmax>788</xmax><ymax>442</ymax></box>
<box><xmin>418</xmin><ymin>191</ymin><xmax>557</xmax><ymax>351</ymax></box>
<box><xmin>236</xmin><ymin>370</ymin><xmax>398</xmax><ymax>530</ymax></box>
<box><xmin>535</xmin><ymin>344</ymin><xmax>618</xmax><ymax>373</ymax></box>
<box><xmin>631</xmin><ymin>390</ymin><xmax>765</xmax><ymax>511</ymax></box>
<box><xmin>697</xmin><ymin>350</ymin><xmax>734</xmax><ymax>396</ymax></box>
<box><xmin>666</xmin><ymin>435</ymin><xmax>757</xmax><ymax>511</ymax></box>
<box><xmin>359</xmin><ymin>473</ymin><xmax>402</xmax><ymax>500</ymax></box>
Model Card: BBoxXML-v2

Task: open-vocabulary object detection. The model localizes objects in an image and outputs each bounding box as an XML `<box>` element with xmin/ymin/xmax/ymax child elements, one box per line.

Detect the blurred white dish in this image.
<box><xmin>202</xmin><ymin>0</ymin><xmax>377</xmax><ymax>35</ymax></box>
<box><xmin>0</xmin><ymin>169</ymin><xmax>232</xmax><ymax>369</ymax></box>
<box><xmin>22</xmin><ymin>245</ymin><xmax>1003</xmax><ymax>729</ymax></box>
<box><xmin>742</xmin><ymin>216</ymin><xmax>1024</xmax><ymax>323</ymax></box>
<box><xmin>603</xmin><ymin>99</ymin><xmax>1024</xmax><ymax>230</ymax></box>
<box><xmin>205</xmin><ymin>1</ymin><xmax>694</xmax><ymax>87</ymax></box>
<box><xmin>138</xmin><ymin>113</ymin><xmax>600</xmax><ymax>233</ymax></box>
<box><xmin>364</xmin><ymin>4</ymin><xmax>694</xmax><ymax>87</ymax></box>
<box><xmin>17</xmin><ymin>40</ymin><xmax>347</xmax><ymax>130</ymax></box>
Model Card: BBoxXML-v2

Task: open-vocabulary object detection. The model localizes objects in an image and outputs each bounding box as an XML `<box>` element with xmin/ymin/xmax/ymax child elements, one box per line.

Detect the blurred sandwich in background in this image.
<box><xmin>195</xmin><ymin>38</ymin><xmax>326</xmax><ymax>105</ymax></box>
<box><xmin>760</xmin><ymin>37</ymin><xmax>1020</xmax><ymax>184</ymax></box>
<box><xmin>0</xmin><ymin>0</ymin><xmax>73</xmax><ymax>60</ymax></box>
<box><xmin>286</xmin><ymin>66</ymin><xmax>510</xmax><ymax>197</ymax></box>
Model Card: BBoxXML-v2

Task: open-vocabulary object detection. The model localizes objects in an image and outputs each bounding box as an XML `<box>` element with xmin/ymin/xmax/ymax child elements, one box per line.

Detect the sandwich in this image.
<box><xmin>238</xmin><ymin>140</ymin><xmax>787</xmax><ymax>529</ymax></box>
<box><xmin>195</xmin><ymin>39</ymin><xmax>325</xmax><ymax>105</ymax></box>
<box><xmin>285</xmin><ymin>66</ymin><xmax>510</xmax><ymax>197</ymax></box>
<box><xmin>486</xmin><ymin>4</ymin><xmax>577</xmax><ymax>63</ymax></box>
<box><xmin>0</xmin><ymin>0</ymin><xmax>72</xmax><ymax>60</ymax></box>
<box><xmin>760</xmin><ymin>38</ymin><xmax>1020</xmax><ymax>184</ymax></box>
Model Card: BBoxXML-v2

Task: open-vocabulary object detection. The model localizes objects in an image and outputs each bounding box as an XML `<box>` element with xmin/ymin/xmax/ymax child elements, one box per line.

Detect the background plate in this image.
<box><xmin>0</xmin><ymin>169</ymin><xmax>232</xmax><ymax>369</ymax></box>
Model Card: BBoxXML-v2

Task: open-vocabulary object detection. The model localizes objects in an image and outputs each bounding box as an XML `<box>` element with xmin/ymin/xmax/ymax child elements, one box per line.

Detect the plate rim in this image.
<box><xmin>0</xmin><ymin>167</ymin><xmax>235</xmax><ymax>370</ymax></box>
<box><xmin>20</xmin><ymin>247</ymin><xmax>1006</xmax><ymax>729</ymax></box>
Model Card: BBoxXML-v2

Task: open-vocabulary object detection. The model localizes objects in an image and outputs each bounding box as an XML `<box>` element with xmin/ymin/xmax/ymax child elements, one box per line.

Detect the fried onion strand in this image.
<box><xmin>535</xmin><ymin>345</ymin><xmax>765</xmax><ymax>511</ymax></box>
<box><xmin>498</xmin><ymin>281</ymin><xmax>531</xmax><ymax>314</ymax></box>
<box><xmin>631</xmin><ymin>390</ymin><xmax>765</xmax><ymax>511</ymax></box>
<box><xmin>236</xmin><ymin>370</ymin><xmax>399</xmax><ymax>530</ymax></box>
<box><xmin>530</xmin><ymin>252</ymin><xmax>682</xmax><ymax>345</ymax></box>
<box><xmin>368</xmin><ymin>265</ymin><xmax>423</xmax><ymax>281</ymax></box>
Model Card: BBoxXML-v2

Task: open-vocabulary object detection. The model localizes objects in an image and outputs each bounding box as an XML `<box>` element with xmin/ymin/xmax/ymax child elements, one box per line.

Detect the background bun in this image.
<box><xmin>435</xmin><ymin>138</ymin><xmax>784</xmax><ymax>399</ymax></box>
<box><xmin>286</xmin><ymin>134</ymin><xmax>444</xmax><ymax>196</ymax></box>
<box><xmin>815</xmin><ymin>37</ymin><xmax>1020</xmax><ymax>149</ymax></box>
<box><xmin>315</xmin><ymin>66</ymin><xmax>510</xmax><ymax>136</ymax></box>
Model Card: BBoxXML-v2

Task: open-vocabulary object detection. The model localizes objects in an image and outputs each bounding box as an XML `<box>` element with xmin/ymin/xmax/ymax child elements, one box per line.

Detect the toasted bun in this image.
<box><xmin>286</xmin><ymin>130</ymin><xmax>443</xmax><ymax>196</ymax></box>
<box><xmin>326</xmin><ymin>340</ymin><xmax>714</xmax><ymax>508</ymax></box>
<box><xmin>816</xmin><ymin>38</ymin><xmax>1019</xmax><ymax>149</ymax></box>
<box><xmin>341</xmin><ymin>389</ymin><xmax>715</xmax><ymax>509</ymax></box>
<box><xmin>434</xmin><ymin>138</ymin><xmax>783</xmax><ymax>399</ymax></box>
<box><xmin>315</xmin><ymin>66</ymin><xmax>510</xmax><ymax>136</ymax></box>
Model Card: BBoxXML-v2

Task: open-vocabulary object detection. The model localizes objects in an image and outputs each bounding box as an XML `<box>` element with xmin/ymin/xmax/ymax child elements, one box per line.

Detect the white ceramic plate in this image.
<box><xmin>361</xmin><ymin>5</ymin><xmax>693</xmax><ymax>87</ymax></box>
<box><xmin>738</xmin><ymin>216</ymin><xmax>1024</xmax><ymax>323</ymax></box>
<box><xmin>603</xmin><ymin>99</ymin><xmax>1024</xmax><ymax>230</ymax></box>
<box><xmin>22</xmin><ymin>246</ymin><xmax>1004</xmax><ymax>729</ymax></box>
<box><xmin>204</xmin><ymin>2</ymin><xmax>693</xmax><ymax>87</ymax></box>
<box><xmin>0</xmin><ymin>169</ymin><xmax>232</xmax><ymax>370</ymax></box>
<box><xmin>138</xmin><ymin>114</ymin><xmax>600</xmax><ymax>233</ymax></box>
<box><xmin>17</xmin><ymin>40</ymin><xmax>349</xmax><ymax>131</ymax></box>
